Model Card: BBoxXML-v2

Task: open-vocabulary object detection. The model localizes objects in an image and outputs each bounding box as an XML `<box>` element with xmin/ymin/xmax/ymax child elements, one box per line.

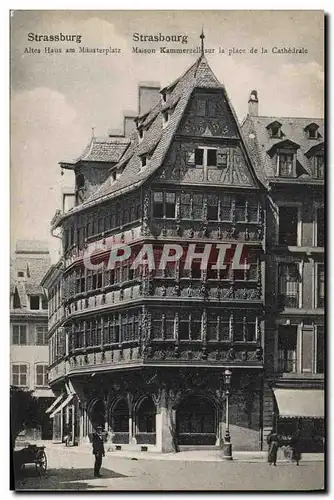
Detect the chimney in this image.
<box><xmin>123</xmin><ymin>111</ymin><xmax>137</xmax><ymax>137</ymax></box>
<box><xmin>138</xmin><ymin>82</ymin><xmax>161</xmax><ymax>116</ymax></box>
<box><xmin>248</xmin><ymin>90</ymin><xmax>259</xmax><ymax>117</ymax></box>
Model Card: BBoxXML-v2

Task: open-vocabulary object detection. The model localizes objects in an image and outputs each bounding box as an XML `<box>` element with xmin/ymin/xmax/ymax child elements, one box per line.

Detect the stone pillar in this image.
<box><xmin>80</xmin><ymin>403</ymin><xmax>84</xmax><ymax>442</ymax></box>
<box><xmin>127</xmin><ymin>393</ymin><xmax>136</xmax><ymax>444</ymax></box>
<box><xmin>156</xmin><ymin>388</ymin><xmax>176</xmax><ymax>453</ymax></box>
<box><xmin>129</xmin><ymin>415</ymin><xmax>135</xmax><ymax>444</ymax></box>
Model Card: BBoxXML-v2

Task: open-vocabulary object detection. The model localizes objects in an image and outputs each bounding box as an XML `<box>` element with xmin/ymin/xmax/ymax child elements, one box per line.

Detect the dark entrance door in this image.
<box><xmin>177</xmin><ymin>395</ymin><xmax>217</xmax><ymax>445</ymax></box>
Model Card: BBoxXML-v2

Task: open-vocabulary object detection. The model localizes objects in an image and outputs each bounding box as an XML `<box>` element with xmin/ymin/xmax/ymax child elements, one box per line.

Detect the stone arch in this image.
<box><xmin>135</xmin><ymin>395</ymin><xmax>156</xmax><ymax>433</ymax></box>
<box><xmin>87</xmin><ymin>398</ymin><xmax>105</xmax><ymax>430</ymax></box>
<box><xmin>176</xmin><ymin>392</ymin><xmax>218</xmax><ymax>446</ymax></box>
<box><xmin>110</xmin><ymin>397</ymin><xmax>129</xmax><ymax>433</ymax></box>
<box><xmin>134</xmin><ymin>395</ymin><xmax>156</xmax><ymax>444</ymax></box>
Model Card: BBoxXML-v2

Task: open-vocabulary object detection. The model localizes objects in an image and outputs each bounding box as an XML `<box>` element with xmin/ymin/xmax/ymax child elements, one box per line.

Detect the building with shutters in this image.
<box><xmin>242</xmin><ymin>99</ymin><xmax>325</xmax><ymax>452</ymax></box>
<box><xmin>10</xmin><ymin>240</ymin><xmax>54</xmax><ymax>441</ymax></box>
<box><xmin>43</xmin><ymin>45</ymin><xmax>324</xmax><ymax>452</ymax></box>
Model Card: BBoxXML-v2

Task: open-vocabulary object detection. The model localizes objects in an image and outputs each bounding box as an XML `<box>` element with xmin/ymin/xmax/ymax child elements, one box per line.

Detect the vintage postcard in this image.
<box><xmin>10</xmin><ymin>10</ymin><xmax>324</xmax><ymax>491</ymax></box>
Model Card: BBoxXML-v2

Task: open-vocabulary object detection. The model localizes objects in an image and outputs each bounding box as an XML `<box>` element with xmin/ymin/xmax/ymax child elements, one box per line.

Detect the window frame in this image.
<box><xmin>277</xmin><ymin>260</ymin><xmax>303</xmax><ymax>309</ymax></box>
<box><xmin>313</xmin><ymin>203</ymin><xmax>324</xmax><ymax>247</ymax></box>
<box><xmin>314</xmin><ymin>154</ymin><xmax>324</xmax><ymax>179</ymax></box>
<box><xmin>276</xmin><ymin>149</ymin><xmax>297</xmax><ymax>178</ymax></box>
<box><xmin>36</xmin><ymin>325</ymin><xmax>48</xmax><ymax>345</ymax></box>
<box><xmin>314</xmin><ymin>262</ymin><xmax>325</xmax><ymax>309</ymax></box>
<box><xmin>277</xmin><ymin>325</ymin><xmax>298</xmax><ymax>373</ymax></box>
<box><xmin>152</xmin><ymin>191</ymin><xmax>176</xmax><ymax>220</ymax></box>
<box><xmin>315</xmin><ymin>325</ymin><xmax>324</xmax><ymax>374</ymax></box>
<box><xmin>12</xmin><ymin>324</ymin><xmax>28</xmax><ymax>345</ymax></box>
<box><xmin>29</xmin><ymin>295</ymin><xmax>41</xmax><ymax>311</ymax></box>
<box><xmin>35</xmin><ymin>363</ymin><xmax>48</xmax><ymax>387</ymax></box>
<box><xmin>11</xmin><ymin>363</ymin><xmax>29</xmax><ymax>387</ymax></box>
<box><xmin>276</xmin><ymin>202</ymin><xmax>302</xmax><ymax>247</ymax></box>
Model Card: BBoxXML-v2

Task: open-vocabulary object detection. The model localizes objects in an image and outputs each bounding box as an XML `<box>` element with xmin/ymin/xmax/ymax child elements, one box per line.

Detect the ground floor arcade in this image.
<box><xmin>48</xmin><ymin>368</ymin><xmax>324</xmax><ymax>452</ymax></box>
<box><xmin>50</xmin><ymin>367</ymin><xmax>264</xmax><ymax>451</ymax></box>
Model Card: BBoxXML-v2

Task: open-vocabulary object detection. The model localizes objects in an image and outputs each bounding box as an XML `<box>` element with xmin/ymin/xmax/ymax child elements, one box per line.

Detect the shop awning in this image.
<box><xmin>273</xmin><ymin>388</ymin><xmax>324</xmax><ymax>419</ymax></box>
<box><xmin>50</xmin><ymin>394</ymin><xmax>74</xmax><ymax>419</ymax></box>
<box><xmin>45</xmin><ymin>394</ymin><xmax>64</xmax><ymax>415</ymax></box>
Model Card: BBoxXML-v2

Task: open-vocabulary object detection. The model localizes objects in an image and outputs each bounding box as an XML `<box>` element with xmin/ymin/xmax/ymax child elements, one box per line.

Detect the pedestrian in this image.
<box><xmin>92</xmin><ymin>425</ymin><xmax>105</xmax><ymax>477</ymax></box>
<box><xmin>290</xmin><ymin>430</ymin><xmax>302</xmax><ymax>466</ymax></box>
<box><xmin>267</xmin><ymin>429</ymin><xmax>279</xmax><ymax>466</ymax></box>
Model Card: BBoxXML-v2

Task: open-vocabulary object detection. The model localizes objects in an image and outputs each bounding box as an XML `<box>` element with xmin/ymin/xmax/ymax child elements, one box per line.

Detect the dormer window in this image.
<box><xmin>271</xmin><ymin>126</ymin><xmax>280</xmax><ymax>138</ymax></box>
<box><xmin>140</xmin><ymin>155</ymin><xmax>147</xmax><ymax>170</ymax></box>
<box><xmin>277</xmin><ymin>152</ymin><xmax>295</xmax><ymax>177</ymax></box>
<box><xmin>112</xmin><ymin>171</ymin><xmax>117</xmax><ymax>182</ymax></box>
<box><xmin>162</xmin><ymin>110</ymin><xmax>169</xmax><ymax>127</ymax></box>
<box><xmin>138</xmin><ymin>127</ymin><xmax>144</xmax><ymax>141</ymax></box>
<box><xmin>267</xmin><ymin>121</ymin><xmax>282</xmax><ymax>139</ymax></box>
<box><xmin>305</xmin><ymin>123</ymin><xmax>319</xmax><ymax>140</ymax></box>
<box><xmin>161</xmin><ymin>91</ymin><xmax>167</xmax><ymax>103</ymax></box>
<box><xmin>308</xmin><ymin>128</ymin><xmax>317</xmax><ymax>139</ymax></box>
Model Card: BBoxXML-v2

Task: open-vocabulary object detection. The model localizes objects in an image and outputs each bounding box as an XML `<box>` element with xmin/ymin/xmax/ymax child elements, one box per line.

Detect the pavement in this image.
<box><xmin>19</xmin><ymin>440</ymin><xmax>324</xmax><ymax>463</ymax></box>
<box><xmin>12</xmin><ymin>441</ymin><xmax>325</xmax><ymax>491</ymax></box>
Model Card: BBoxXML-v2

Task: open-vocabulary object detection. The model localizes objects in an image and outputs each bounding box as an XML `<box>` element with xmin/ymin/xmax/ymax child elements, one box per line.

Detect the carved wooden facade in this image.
<box><xmin>46</xmin><ymin>56</ymin><xmax>267</xmax><ymax>450</ymax></box>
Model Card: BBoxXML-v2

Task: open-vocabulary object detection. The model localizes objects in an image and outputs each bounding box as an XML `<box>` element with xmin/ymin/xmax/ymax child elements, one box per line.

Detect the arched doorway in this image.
<box><xmin>135</xmin><ymin>396</ymin><xmax>156</xmax><ymax>444</ymax></box>
<box><xmin>176</xmin><ymin>394</ymin><xmax>217</xmax><ymax>445</ymax></box>
<box><xmin>89</xmin><ymin>399</ymin><xmax>105</xmax><ymax>430</ymax></box>
<box><xmin>110</xmin><ymin>398</ymin><xmax>129</xmax><ymax>444</ymax></box>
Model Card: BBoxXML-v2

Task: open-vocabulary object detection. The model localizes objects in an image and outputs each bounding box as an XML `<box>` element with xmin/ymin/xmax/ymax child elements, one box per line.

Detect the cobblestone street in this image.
<box><xmin>13</xmin><ymin>443</ymin><xmax>325</xmax><ymax>491</ymax></box>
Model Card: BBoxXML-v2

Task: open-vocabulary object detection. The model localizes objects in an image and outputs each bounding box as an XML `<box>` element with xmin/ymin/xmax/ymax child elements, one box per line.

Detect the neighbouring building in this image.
<box><xmin>10</xmin><ymin>240</ymin><xmax>54</xmax><ymax>441</ymax></box>
<box><xmin>44</xmin><ymin>46</ymin><xmax>324</xmax><ymax>452</ymax></box>
<box><xmin>242</xmin><ymin>101</ymin><xmax>325</xmax><ymax>452</ymax></box>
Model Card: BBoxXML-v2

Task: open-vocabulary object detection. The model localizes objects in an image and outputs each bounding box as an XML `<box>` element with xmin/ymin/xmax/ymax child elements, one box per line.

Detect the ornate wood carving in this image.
<box><xmin>141</xmin><ymin>192</ymin><xmax>150</xmax><ymax>236</ymax></box>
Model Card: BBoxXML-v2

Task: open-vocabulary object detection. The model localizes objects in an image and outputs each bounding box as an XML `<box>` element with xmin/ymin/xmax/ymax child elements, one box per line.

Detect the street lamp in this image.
<box><xmin>222</xmin><ymin>369</ymin><xmax>233</xmax><ymax>460</ymax></box>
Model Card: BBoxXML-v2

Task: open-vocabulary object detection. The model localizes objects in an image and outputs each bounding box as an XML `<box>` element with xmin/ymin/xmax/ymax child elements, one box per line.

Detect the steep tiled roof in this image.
<box><xmin>10</xmin><ymin>241</ymin><xmax>51</xmax><ymax>313</ymax></box>
<box><xmin>242</xmin><ymin>116</ymin><xmax>324</xmax><ymax>186</ymax></box>
<box><xmin>59</xmin><ymin>55</ymin><xmax>225</xmax><ymax>215</ymax></box>
<box><xmin>61</xmin><ymin>136</ymin><xmax>130</xmax><ymax>165</ymax></box>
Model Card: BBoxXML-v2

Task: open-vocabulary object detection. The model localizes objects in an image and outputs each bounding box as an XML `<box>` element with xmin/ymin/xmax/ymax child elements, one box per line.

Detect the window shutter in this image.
<box><xmin>185</xmin><ymin>151</ymin><xmax>195</xmax><ymax>165</ymax></box>
<box><xmin>217</xmin><ymin>148</ymin><xmax>229</xmax><ymax>168</ymax></box>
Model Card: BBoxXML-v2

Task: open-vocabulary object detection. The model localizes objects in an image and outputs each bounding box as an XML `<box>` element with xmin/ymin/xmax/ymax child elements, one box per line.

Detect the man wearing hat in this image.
<box><xmin>92</xmin><ymin>426</ymin><xmax>105</xmax><ymax>477</ymax></box>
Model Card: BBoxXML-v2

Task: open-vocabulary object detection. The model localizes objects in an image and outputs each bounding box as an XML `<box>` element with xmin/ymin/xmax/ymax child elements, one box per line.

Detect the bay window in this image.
<box><xmin>152</xmin><ymin>192</ymin><xmax>176</xmax><ymax>219</ymax></box>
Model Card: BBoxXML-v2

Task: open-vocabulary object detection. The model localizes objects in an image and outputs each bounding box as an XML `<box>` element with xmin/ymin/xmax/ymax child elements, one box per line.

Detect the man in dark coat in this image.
<box><xmin>92</xmin><ymin>426</ymin><xmax>105</xmax><ymax>477</ymax></box>
<box><xmin>267</xmin><ymin>429</ymin><xmax>279</xmax><ymax>466</ymax></box>
<box><xmin>290</xmin><ymin>430</ymin><xmax>302</xmax><ymax>465</ymax></box>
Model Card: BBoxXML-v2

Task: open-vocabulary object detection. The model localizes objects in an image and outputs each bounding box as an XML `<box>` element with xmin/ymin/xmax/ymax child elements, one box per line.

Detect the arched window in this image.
<box><xmin>90</xmin><ymin>400</ymin><xmax>105</xmax><ymax>429</ymax></box>
<box><xmin>112</xmin><ymin>399</ymin><xmax>129</xmax><ymax>432</ymax></box>
<box><xmin>177</xmin><ymin>394</ymin><xmax>217</xmax><ymax>445</ymax></box>
<box><xmin>137</xmin><ymin>397</ymin><xmax>156</xmax><ymax>433</ymax></box>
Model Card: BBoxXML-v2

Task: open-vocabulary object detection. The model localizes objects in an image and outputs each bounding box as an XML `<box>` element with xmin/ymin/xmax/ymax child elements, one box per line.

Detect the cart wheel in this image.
<box><xmin>35</xmin><ymin>450</ymin><xmax>47</xmax><ymax>475</ymax></box>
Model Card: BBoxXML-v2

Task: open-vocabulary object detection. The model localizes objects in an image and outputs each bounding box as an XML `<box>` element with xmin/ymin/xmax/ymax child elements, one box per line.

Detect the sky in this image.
<box><xmin>10</xmin><ymin>10</ymin><xmax>324</xmax><ymax>263</ymax></box>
